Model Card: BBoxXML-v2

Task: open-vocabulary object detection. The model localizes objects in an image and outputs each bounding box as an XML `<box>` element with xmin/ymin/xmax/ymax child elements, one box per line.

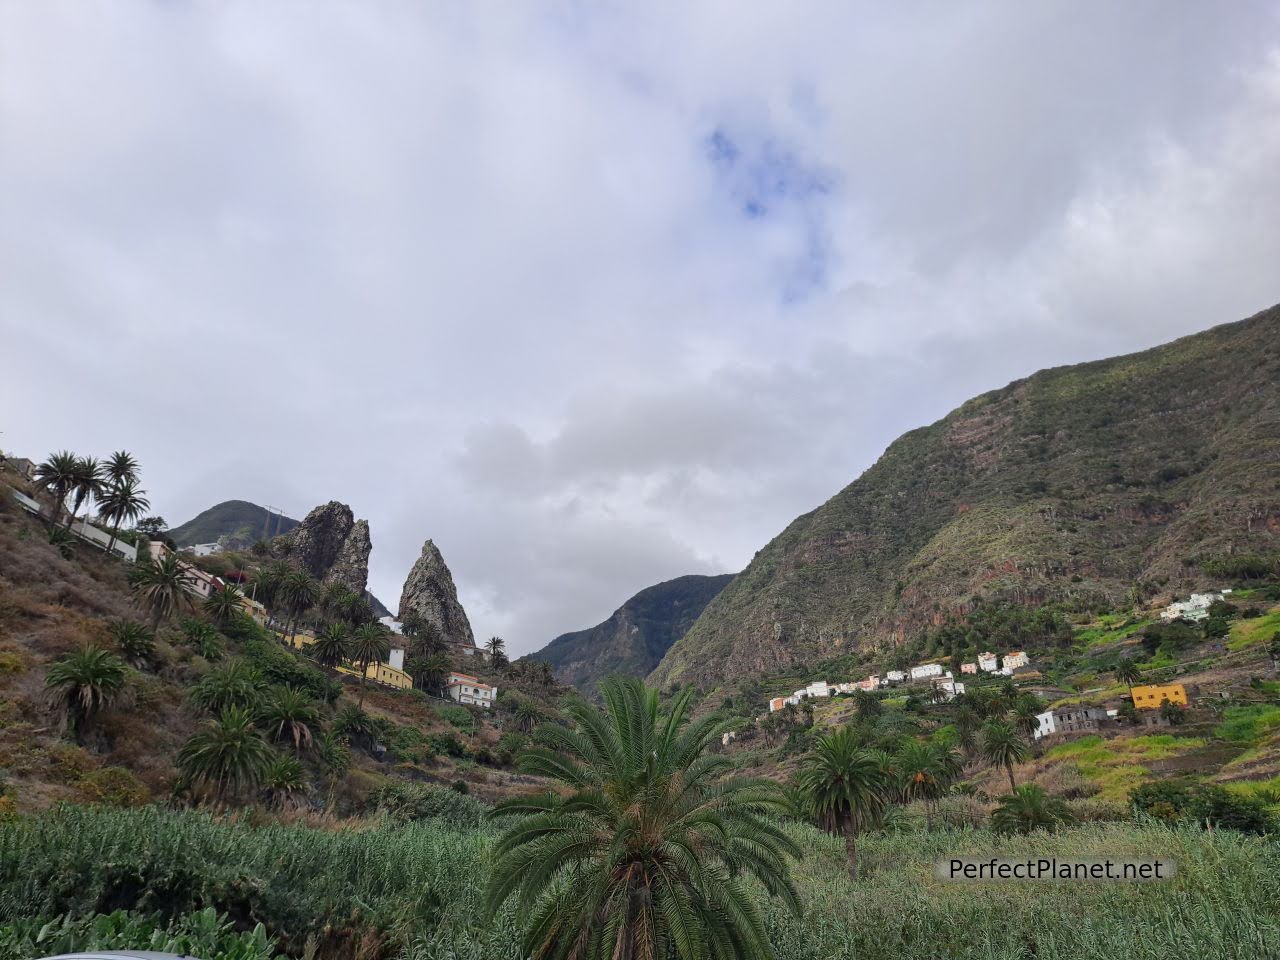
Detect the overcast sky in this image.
<box><xmin>3</xmin><ymin>3</ymin><xmax>1279</xmax><ymax>655</ymax></box>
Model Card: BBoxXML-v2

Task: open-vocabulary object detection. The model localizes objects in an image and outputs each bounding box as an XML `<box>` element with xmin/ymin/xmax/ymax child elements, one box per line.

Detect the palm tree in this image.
<box><xmin>203</xmin><ymin>582</ymin><xmax>245</xmax><ymax>629</ymax></box>
<box><xmin>104</xmin><ymin>450</ymin><xmax>139</xmax><ymax>486</ymax></box>
<box><xmin>180</xmin><ymin>617</ymin><xmax>224</xmax><ymax>660</ymax></box>
<box><xmin>311</xmin><ymin>622</ymin><xmax>352</xmax><ymax>675</ymax></box>
<box><xmin>332</xmin><ymin>703</ymin><xmax>380</xmax><ymax>753</ymax></box>
<box><xmin>954</xmin><ymin>706</ymin><xmax>982</xmax><ymax>757</ymax></box>
<box><xmin>513</xmin><ymin>698</ymin><xmax>543</xmax><ymax>733</ymax></box>
<box><xmin>894</xmin><ymin>739</ymin><xmax>961</xmax><ymax>830</ymax></box>
<box><xmin>486</xmin><ymin>677</ymin><xmax>801</xmax><ymax>960</ymax></box>
<box><xmin>129</xmin><ymin>551</ymin><xmax>193</xmax><ymax>629</ymax></box>
<box><xmin>1114</xmin><ymin>660</ymin><xmax>1142</xmax><ymax>686</ymax></box>
<box><xmin>97</xmin><ymin>478</ymin><xmax>150</xmax><ymax>554</ymax></box>
<box><xmin>107</xmin><ymin>619</ymin><xmax>155</xmax><ymax>669</ymax></box>
<box><xmin>485</xmin><ymin>635</ymin><xmax>507</xmax><ymax>667</ymax></box>
<box><xmin>1011</xmin><ymin>696</ymin><xmax>1042</xmax><ymax>741</ymax></box>
<box><xmin>981</xmin><ymin>719</ymin><xmax>1031</xmax><ymax>794</ymax></box>
<box><xmin>67</xmin><ymin>456</ymin><xmax>106</xmax><ymax>529</ymax></box>
<box><xmin>411</xmin><ymin>619</ymin><xmax>448</xmax><ymax>656</ymax></box>
<box><xmin>853</xmin><ymin>690</ymin><xmax>882</xmax><ymax>721</ymax></box>
<box><xmin>407</xmin><ymin>651</ymin><xmax>451</xmax><ymax>696</ymax></box>
<box><xmin>34</xmin><ymin>451</ymin><xmax>79</xmax><ymax>525</ymax></box>
<box><xmin>991</xmin><ymin>784</ymin><xmax>1073</xmax><ymax>835</ymax></box>
<box><xmin>259</xmin><ymin>686</ymin><xmax>320</xmax><ymax>752</ymax></box>
<box><xmin>350</xmin><ymin>624</ymin><xmax>391</xmax><ymax>705</ymax></box>
<box><xmin>279</xmin><ymin>569</ymin><xmax>320</xmax><ymax>641</ymax></box>
<box><xmin>177</xmin><ymin>706</ymin><xmax>274</xmax><ymax>803</ymax></box>
<box><xmin>261</xmin><ymin>754</ymin><xmax>310</xmax><ymax>809</ymax></box>
<box><xmin>798</xmin><ymin>727</ymin><xmax>891</xmax><ymax>879</ymax></box>
<box><xmin>44</xmin><ymin>646</ymin><xmax>127</xmax><ymax>741</ymax></box>
<box><xmin>191</xmin><ymin>659</ymin><xmax>264</xmax><ymax>714</ymax></box>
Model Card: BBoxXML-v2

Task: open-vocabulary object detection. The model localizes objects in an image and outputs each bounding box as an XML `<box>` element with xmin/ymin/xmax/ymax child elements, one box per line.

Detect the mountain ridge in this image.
<box><xmin>527</xmin><ymin>573</ymin><xmax>735</xmax><ymax>694</ymax></box>
<box><xmin>650</xmin><ymin>305</ymin><xmax>1280</xmax><ymax>689</ymax></box>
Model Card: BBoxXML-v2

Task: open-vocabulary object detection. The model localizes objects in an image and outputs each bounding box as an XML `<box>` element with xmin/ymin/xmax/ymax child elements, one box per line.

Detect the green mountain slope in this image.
<box><xmin>167</xmin><ymin>499</ymin><xmax>298</xmax><ymax>547</ymax></box>
<box><xmin>527</xmin><ymin>573</ymin><xmax>735</xmax><ymax>694</ymax></box>
<box><xmin>651</xmin><ymin>305</ymin><xmax>1280</xmax><ymax>689</ymax></box>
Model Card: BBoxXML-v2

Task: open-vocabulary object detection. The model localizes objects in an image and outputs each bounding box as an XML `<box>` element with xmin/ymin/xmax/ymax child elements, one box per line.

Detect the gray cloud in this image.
<box><xmin>2</xmin><ymin>2</ymin><xmax>1278</xmax><ymax>653</ymax></box>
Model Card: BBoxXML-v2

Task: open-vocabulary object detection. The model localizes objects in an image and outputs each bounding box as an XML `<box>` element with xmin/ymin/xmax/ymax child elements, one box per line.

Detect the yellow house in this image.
<box><xmin>285</xmin><ymin>632</ymin><xmax>413</xmax><ymax>690</ymax></box>
<box><xmin>239</xmin><ymin>595</ymin><xmax>269</xmax><ymax>627</ymax></box>
<box><xmin>1131</xmin><ymin>682</ymin><xmax>1188</xmax><ymax>710</ymax></box>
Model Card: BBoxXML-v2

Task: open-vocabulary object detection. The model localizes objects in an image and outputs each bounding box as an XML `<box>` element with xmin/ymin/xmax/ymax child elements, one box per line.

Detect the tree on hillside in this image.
<box><xmin>407</xmin><ymin>652</ymin><xmax>451</xmax><ymax>697</ymax></box>
<box><xmin>104</xmin><ymin>450</ymin><xmax>139</xmax><ymax>487</ymax></box>
<box><xmin>410</xmin><ymin>619</ymin><xmax>448</xmax><ymax>657</ymax></box>
<box><xmin>203</xmin><ymin>582</ymin><xmax>246</xmax><ymax>630</ymax></box>
<box><xmin>97</xmin><ymin>478</ymin><xmax>150</xmax><ymax>554</ymax></box>
<box><xmin>259</xmin><ymin>686</ymin><xmax>320</xmax><ymax>753</ymax></box>
<box><xmin>34</xmin><ymin>451</ymin><xmax>79</xmax><ymax>526</ymax></box>
<box><xmin>44</xmin><ymin>646</ymin><xmax>127</xmax><ymax>742</ymax></box>
<box><xmin>177</xmin><ymin>706</ymin><xmax>274</xmax><ymax>803</ymax></box>
<box><xmin>486</xmin><ymin>677</ymin><xmax>801</xmax><ymax>960</ymax></box>
<box><xmin>250</xmin><ymin>560</ymin><xmax>291</xmax><ymax>615</ymax></box>
<box><xmin>129</xmin><ymin>552</ymin><xmax>194</xmax><ymax>629</ymax></box>
<box><xmin>351</xmin><ymin>624</ymin><xmax>391</xmax><ymax>706</ymax></box>
<box><xmin>895</xmin><ymin>739</ymin><xmax>962</xmax><ymax>830</ymax></box>
<box><xmin>191</xmin><ymin>659</ymin><xmax>265</xmax><ymax>715</ymax></box>
<box><xmin>261</xmin><ymin>754</ymin><xmax>309</xmax><ymax>809</ymax></box>
<box><xmin>279</xmin><ymin>570</ymin><xmax>320</xmax><ymax>641</ymax></box>
<box><xmin>67</xmin><ymin>456</ymin><xmax>106</xmax><ymax>529</ymax></box>
<box><xmin>981</xmin><ymin>719</ymin><xmax>1031</xmax><ymax>794</ymax></box>
<box><xmin>134</xmin><ymin>516</ymin><xmax>167</xmax><ymax>538</ymax></box>
<box><xmin>107</xmin><ymin>619</ymin><xmax>155</xmax><ymax>669</ymax></box>
<box><xmin>954</xmin><ymin>706</ymin><xmax>982</xmax><ymax>757</ymax></box>
<box><xmin>991</xmin><ymin>784</ymin><xmax>1073</xmax><ymax>835</ymax></box>
<box><xmin>853</xmin><ymin>689</ymin><xmax>882</xmax><ymax>721</ymax></box>
<box><xmin>798</xmin><ymin>726</ymin><xmax>890</xmax><ymax>880</ymax></box>
<box><xmin>1159</xmin><ymin>698</ymin><xmax>1187</xmax><ymax>726</ymax></box>
<box><xmin>1114</xmin><ymin>659</ymin><xmax>1143</xmax><ymax>686</ymax></box>
<box><xmin>311</xmin><ymin>623</ymin><xmax>352</xmax><ymax>676</ymax></box>
<box><xmin>485</xmin><ymin>635</ymin><xmax>507</xmax><ymax>668</ymax></box>
<box><xmin>1011</xmin><ymin>695</ymin><xmax>1043</xmax><ymax>741</ymax></box>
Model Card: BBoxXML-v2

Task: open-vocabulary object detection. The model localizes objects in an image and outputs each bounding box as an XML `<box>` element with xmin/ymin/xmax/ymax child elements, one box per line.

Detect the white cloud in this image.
<box><xmin>2</xmin><ymin>2</ymin><xmax>1278</xmax><ymax>653</ymax></box>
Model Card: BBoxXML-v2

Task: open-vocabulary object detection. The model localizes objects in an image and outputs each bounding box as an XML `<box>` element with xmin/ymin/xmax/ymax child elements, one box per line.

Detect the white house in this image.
<box><xmin>1161</xmin><ymin>591</ymin><xmax>1229</xmax><ymax>623</ymax></box>
<box><xmin>446</xmin><ymin>671</ymin><xmax>497</xmax><ymax>708</ymax></box>
<box><xmin>388</xmin><ymin>648</ymin><xmax>406</xmax><ymax>671</ymax></box>
<box><xmin>1004</xmin><ymin>651</ymin><xmax>1030</xmax><ymax>670</ymax></box>
<box><xmin>805</xmin><ymin>680</ymin><xmax>831</xmax><ymax>698</ymax></box>
<box><xmin>910</xmin><ymin>662</ymin><xmax>944</xmax><ymax>681</ymax></box>
<box><xmin>977</xmin><ymin>652</ymin><xmax>999</xmax><ymax>672</ymax></box>
<box><xmin>885</xmin><ymin>670</ymin><xmax>906</xmax><ymax>684</ymax></box>
<box><xmin>190</xmin><ymin>542</ymin><xmax>222</xmax><ymax>557</ymax></box>
<box><xmin>960</xmin><ymin>662</ymin><xmax>978</xmax><ymax>675</ymax></box>
<box><xmin>1033</xmin><ymin>709</ymin><xmax>1057</xmax><ymax>740</ymax></box>
<box><xmin>768</xmin><ymin>697</ymin><xmax>787</xmax><ymax>712</ymax></box>
<box><xmin>857</xmin><ymin>676</ymin><xmax>880</xmax><ymax>691</ymax></box>
<box><xmin>931</xmin><ymin>676</ymin><xmax>966</xmax><ymax>701</ymax></box>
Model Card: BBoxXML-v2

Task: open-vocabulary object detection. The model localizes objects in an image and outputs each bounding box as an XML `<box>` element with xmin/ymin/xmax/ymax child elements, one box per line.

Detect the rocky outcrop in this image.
<box><xmin>398</xmin><ymin>539</ymin><xmax>476</xmax><ymax>651</ymax></box>
<box><xmin>282</xmin><ymin>501</ymin><xmax>372</xmax><ymax>595</ymax></box>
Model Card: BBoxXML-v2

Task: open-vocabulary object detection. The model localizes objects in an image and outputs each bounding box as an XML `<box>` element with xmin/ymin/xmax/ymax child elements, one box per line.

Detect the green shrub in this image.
<box><xmin>370</xmin><ymin>782</ymin><xmax>487</xmax><ymax>829</ymax></box>
<box><xmin>435</xmin><ymin>703</ymin><xmax>477</xmax><ymax>734</ymax></box>
<box><xmin>0</xmin><ymin>908</ymin><xmax>281</xmax><ymax>960</ymax></box>
<box><xmin>1130</xmin><ymin>780</ymin><xmax>1275</xmax><ymax>835</ymax></box>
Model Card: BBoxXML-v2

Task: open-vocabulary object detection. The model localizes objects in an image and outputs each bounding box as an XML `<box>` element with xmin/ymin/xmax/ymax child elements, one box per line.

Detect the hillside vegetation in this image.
<box><xmin>167</xmin><ymin>500</ymin><xmax>299</xmax><ymax>548</ymax></box>
<box><xmin>653</xmin><ymin>305</ymin><xmax>1280</xmax><ymax>688</ymax></box>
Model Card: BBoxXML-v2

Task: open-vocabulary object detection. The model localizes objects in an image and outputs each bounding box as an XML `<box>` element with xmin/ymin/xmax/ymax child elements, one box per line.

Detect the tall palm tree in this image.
<box><xmin>279</xmin><ymin>569</ymin><xmax>320</xmax><ymax>641</ymax></box>
<box><xmin>486</xmin><ymin>677</ymin><xmax>801</xmax><ymax>960</ymax></box>
<box><xmin>177</xmin><ymin>706</ymin><xmax>274</xmax><ymax>803</ymax></box>
<box><xmin>259</xmin><ymin>686</ymin><xmax>320</xmax><ymax>753</ymax></box>
<box><xmin>97</xmin><ymin>478</ymin><xmax>150</xmax><ymax>554</ymax></box>
<box><xmin>129</xmin><ymin>551</ymin><xmax>193</xmax><ymax>629</ymax></box>
<box><xmin>981</xmin><ymin>719</ymin><xmax>1031</xmax><ymax>794</ymax></box>
<box><xmin>350</xmin><ymin>623</ymin><xmax>391</xmax><ymax>705</ymax></box>
<box><xmin>311</xmin><ymin>622</ymin><xmax>352</xmax><ymax>675</ymax></box>
<box><xmin>107</xmin><ymin>619</ymin><xmax>155</xmax><ymax>669</ymax></box>
<box><xmin>798</xmin><ymin>727</ymin><xmax>890</xmax><ymax>880</ymax></box>
<box><xmin>67</xmin><ymin>456</ymin><xmax>106</xmax><ymax>529</ymax></box>
<box><xmin>954</xmin><ymin>706</ymin><xmax>982</xmax><ymax>757</ymax></box>
<box><xmin>104</xmin><ymin>450</ymin><xmax>139</xmax><ymax>487</ymax></box>
<box><xmin>1114</xmin><ymin>660</ymin><xmax>1142</xmax><ymax>686</ymax></box>
<box><xmin>991</xmin><ymin>784</ymin><xmax>1073</xmax><ymax>835</ymax></box>
<box><xmin>485</xmin><ymin>635</ymin><xmax>507</xmax><ymax>667</ymax></box>
<box><xmin>250</xmin><ymin>560</ymin><xmax>291</xmax><ymax>621</ymax></box>
<box><xmin>34</xmin><ymin>451</ymin><xmax>79</xmax><ymax>526</ymax></box>
<box><xmin>894</xmin><ymin>739</ymin><xmax>961</xmax><ymax>830</ymax></box>
<box><xmin>203</xmin><ymin>582</ymin><xmax>245</xmax><ymax>629</ymax></box>
<box><xmin>1011</xmin><ymin>697</ymin><xmax>1042</xmax><ymax>741</ymax></box>
<box><xmin>44</xmin><ymin>646</ymin><xmax>127</xmax><ymax>741</ymax></box>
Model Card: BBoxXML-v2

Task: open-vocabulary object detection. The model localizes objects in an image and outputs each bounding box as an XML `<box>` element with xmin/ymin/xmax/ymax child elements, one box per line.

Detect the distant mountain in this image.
<box><xmin>526</xmin><ymin>574</ymin><xmax>735</xmax><ymax>694</ymax></box>
<box><xmin>167</xmin><ymin>500</ymin><xmax>298</xmax><ymax>547</ymax></box>
<box><xmin>167</xmin><ymin>499</ymin><xmax>392</xmax><ymax>619</ymax></box>
<box><xmin>651</xmin><ymin>304</ymin><xmax>1280</xmax><ymax>689</ymax></box>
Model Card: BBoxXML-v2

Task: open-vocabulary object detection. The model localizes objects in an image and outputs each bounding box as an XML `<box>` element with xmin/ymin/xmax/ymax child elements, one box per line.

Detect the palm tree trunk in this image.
<box><xmin>844</xmin><ymin>829</ymin><xmax>859</xmax><ymax>881</ymax></box>
<box><xmin>1007</xmin><ymin>763</ymin><xmax>1017</xmax><ymax>794</ymax></box>
<box><xmin>358</xmin><ymin>660</ymin><xmax>369</xmax><ymax>706</ymax></box>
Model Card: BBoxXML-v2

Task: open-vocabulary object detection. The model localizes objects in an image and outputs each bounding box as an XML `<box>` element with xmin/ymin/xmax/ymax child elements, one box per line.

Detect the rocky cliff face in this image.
<box><xmin>526</xmin><ymin>573</ymin><xmax>734</xmax><ymax>695</ymax></box>
<box><xmin>651</xmin><ymin>305</ymin><xmax>1280</xmax><ymax>690</ymax></box>
<box><xmin>398</xmin><ymin>539</ymin><xmax>475</xmax><ymax>650</ymax></box>
<box><xmin>283</xmin><ymin>502</ymin><xmax>372</xmax><ymax>595</ymax></box>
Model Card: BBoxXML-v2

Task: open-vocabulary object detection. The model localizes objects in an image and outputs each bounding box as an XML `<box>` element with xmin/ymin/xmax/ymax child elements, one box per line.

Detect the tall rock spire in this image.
<box><xmin>282</xmin><ymin>501</ymin><xmax>372</xmax><ymax>595</ymax></box>
<box><xmin>397</xmin><ymin>538</ymin><xmax>475</xmax><ymax>651</ymax></box>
